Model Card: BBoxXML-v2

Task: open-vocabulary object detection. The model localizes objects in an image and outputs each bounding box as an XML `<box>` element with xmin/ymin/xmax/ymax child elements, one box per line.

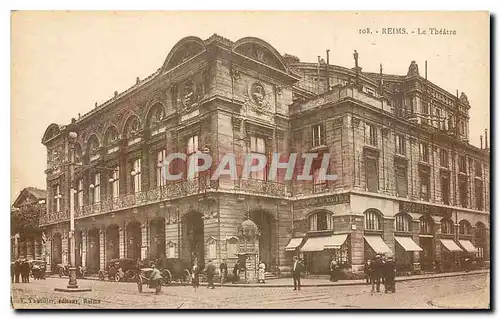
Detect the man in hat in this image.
<box><xmin>148</xmin><ymin>263</ymin><xmax>162</xmax><ymax>295</ymax></box>
<box><xmin>371</xmin><ymin>255</ymin><xmax>383</xmax><ymax>293</ymax></box>
<box><xmin>205</xmin><ymin>260</ymin><xmax>216</xmax><ymax>289</ymax></box>
<box><xmin>292</xmin><ymin>256</ymin><xmax>303</xmax><ymax>291</ymax></box>
<box><xmin>219</xmin><ymin>259</ymin><xmax>228</xmax><ymax>285</ymax></box>
<box><xmin>384</xmin><ymin>256</ymin><xmax>396</xmax><ymax>293</ymax></box>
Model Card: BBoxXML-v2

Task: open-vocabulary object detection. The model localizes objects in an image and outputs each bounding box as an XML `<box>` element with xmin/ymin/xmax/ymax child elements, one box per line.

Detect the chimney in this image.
<box><xmin>425</xmin><ymin>61</ymin><xmax>428</xmax><ymax>80</ymax></box>
<box><xmin>480</xmin><ymin>135</ymin><xmax>483</xmax><ymax>149</ymax></box>
<box><xmin>485</xmin><ymin>129</ymin><xmax>488</xmax><ymax>149</ymax></box>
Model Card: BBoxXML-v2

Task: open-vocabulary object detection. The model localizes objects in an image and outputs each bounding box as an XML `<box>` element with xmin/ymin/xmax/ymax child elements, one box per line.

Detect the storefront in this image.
<box><xmin>364</xmin><ymin>235</ymin><xmax>393</xmax><ymax>261</ymax></box>
<box><xmin>394</xmin><ymin>236</ymin><xmax>422</xmax><ymax>271</ymax></box>
<box><xmin>439</xmin><ymin>238</ymin><xmax>464</xmax><ymax>271</ymax></box>
<box><xmin>300</xmin><ymin>234</ymin><xmax>349</xmax><ymax>274</ymax></box>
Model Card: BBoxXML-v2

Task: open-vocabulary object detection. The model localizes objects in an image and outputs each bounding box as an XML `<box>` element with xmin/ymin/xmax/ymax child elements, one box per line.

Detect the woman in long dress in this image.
<box><xmin>258</xmin><ymin>261</ymin><xmax>266</xmax><ymax>284</ymax></box>
<box><xmin>191</xmin><ymin>259</ymin><xmax>200</xmax><ymax>291</ymax></box>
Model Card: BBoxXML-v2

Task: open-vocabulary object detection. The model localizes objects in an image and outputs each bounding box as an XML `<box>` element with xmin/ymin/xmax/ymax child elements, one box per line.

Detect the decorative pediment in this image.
<box><xmin>233</xmin><ymin>37</ymin><xmax>288</xmax><ymax>72</ymax></box>
<box><xmin>162</xmin><ymin>36</ymin><xmax>206</xmax><ymax>72</ymax></box>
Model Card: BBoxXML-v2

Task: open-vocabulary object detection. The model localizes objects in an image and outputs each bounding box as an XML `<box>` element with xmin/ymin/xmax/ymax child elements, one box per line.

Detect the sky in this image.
<box><xmin>11</xmin><ymin>11</ymin><xmax>490</xmax><ymax>203</ymax></box>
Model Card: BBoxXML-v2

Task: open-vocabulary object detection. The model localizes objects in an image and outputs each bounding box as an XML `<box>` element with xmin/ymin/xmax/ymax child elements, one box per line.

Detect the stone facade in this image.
<box><xmin>40</xmin><ymin>34</ymin><xmax>490</xmax><ymax>277</ymax></box>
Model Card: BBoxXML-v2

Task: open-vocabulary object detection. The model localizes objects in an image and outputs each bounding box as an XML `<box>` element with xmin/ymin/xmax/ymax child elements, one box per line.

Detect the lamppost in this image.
<box><xmin>55</xmin><ymin>118</ymin><xmax>91</xmax><ymax>292</ymax></box>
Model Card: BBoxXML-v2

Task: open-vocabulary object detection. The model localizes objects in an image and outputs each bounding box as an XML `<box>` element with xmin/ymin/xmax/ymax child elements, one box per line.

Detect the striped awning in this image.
<box><xmin>364</xmin><ymin>235</ymin><xmax>393</xmax><ymax>255</ymax></box>
<box><xmin>459</xmin><ymin>240</ymin><xmax>478</xmax><ymax>253</ymax></box>
<box><xmin>440</xmin><ymin>239</ymin><xmax>464</xmax><ymax>252</ymax></box>
<box><xmin>394</xmin><ymin>236</ymin><xmax>423</xmax><ymax>252</ymax></box>
<box><xmin>285</xmin><ymin>237</ymin><xmax>304</xmax><ymax>251</ymax></box>
<box><xmin>301</xmin><ymin>234</ymin><xmax>348</xmax><ymax>252</ymax></box>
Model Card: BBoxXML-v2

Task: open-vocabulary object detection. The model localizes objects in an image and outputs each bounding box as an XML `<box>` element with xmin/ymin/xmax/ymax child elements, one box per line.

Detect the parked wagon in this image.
<box><xmin>143</xmin><ymin>258</ymin><xmax>191</xmax><ymax>285</ymax></box>
<box><xmin>29</xmin><ymin>260</ymin><xmax>47</xmax><ymax>280</ymax></box>
<box><xmin>98</xmin><ymin>258</ymin><xmax>139</xmax><ymax>282</ymax></box>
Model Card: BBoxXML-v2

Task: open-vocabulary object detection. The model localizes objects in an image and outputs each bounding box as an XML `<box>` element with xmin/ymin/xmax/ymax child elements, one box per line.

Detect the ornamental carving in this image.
<box><xmin>244</xmin><ymin>82</ymin><xmax>270</xmax><ymax>114</ymax></box>
<box><xmin>178</xmin><ymin>79</ymin><xmax>199</xmax><ymax>113</ymax></box>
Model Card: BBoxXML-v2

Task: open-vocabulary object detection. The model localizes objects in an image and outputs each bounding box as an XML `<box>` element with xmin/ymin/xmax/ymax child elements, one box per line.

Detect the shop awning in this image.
<box><xmin>394</xmin><ymin>236</ymin><xmax>423</xmax><ymax>252</ymax></box>
<box><xmin>285</xmin><ymin>237</ymin><xmax>304</xmax><ymax>251</ymax></box>
<box><xmin>301</xmin><ymin>234</ymin><xmax>348</xmax><ymax>252</ymax></box>
<box><xmin>364</xmin><ymin>235</ymin><xmax>393</xmax><ymax>255</ymax></box>
<box><xmin>440</xmin><ymin>239</ymin><xmax>464</xmax><ymax>252</ymax></box>
<box><xmin>459</xmin><ymin>240</ymin><xmax>478</xmax><ymax>253</ymax></box>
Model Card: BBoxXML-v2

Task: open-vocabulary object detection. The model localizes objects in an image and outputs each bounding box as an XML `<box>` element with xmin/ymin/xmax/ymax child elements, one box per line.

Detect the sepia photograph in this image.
<box><xmin>10</xmin><ymin>11</ymin><xmax>490</xmax><ymax>309</ymax></box>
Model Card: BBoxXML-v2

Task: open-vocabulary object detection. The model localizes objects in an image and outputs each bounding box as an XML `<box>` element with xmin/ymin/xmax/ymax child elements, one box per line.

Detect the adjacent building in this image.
<box><xmin>40</xmin><ymin>34</ymin><xmax>490</xmax><ymax>278</ymax></box>
<box><xmin>11</xmin><ymin>187</ymin><xmax>47</xmax><ymax>261</ymax></box>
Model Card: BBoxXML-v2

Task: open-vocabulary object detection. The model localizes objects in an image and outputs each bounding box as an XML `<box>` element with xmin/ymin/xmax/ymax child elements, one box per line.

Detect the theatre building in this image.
<box><xmin>40</xmin><ymin>34</ymin><xmax>490</xmax><ymax>278</ymax></box>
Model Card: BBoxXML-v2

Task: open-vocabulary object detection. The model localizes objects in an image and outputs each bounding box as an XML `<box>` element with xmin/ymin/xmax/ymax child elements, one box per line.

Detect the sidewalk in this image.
<box><xmin>429</xmin><ymin>289</ymin><xmax>490</xmax><ymax>309</ymax></box>
<box><xmin>51</xmin><ymin>268</ymin><xmax>489</xmax><ymax>288</ymax></box>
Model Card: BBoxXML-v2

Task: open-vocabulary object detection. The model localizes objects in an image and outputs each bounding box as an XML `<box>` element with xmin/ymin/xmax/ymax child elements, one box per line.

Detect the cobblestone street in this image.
<box><xmin>11</xmin><ymin>272</ymin><xmax>489</xmax><ymax>309</ymax></box>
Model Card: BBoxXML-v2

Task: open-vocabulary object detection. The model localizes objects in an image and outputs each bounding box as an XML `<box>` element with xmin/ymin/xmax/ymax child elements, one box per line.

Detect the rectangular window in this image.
<box><xmin>435</xmin><ymin>108</ymin><xmax>442</xmax><ymax>128</ymax></box>
<box><xmin>53</xmin><ymin>184</ymin><xmax>61</xmax><ymax>212</ymax></box>
<box><xmin>459</xmin><ymin>155</ymin><xmax>467</xmax><ymax>173</ymax></box>
<box><xmin>395</xmin><ymin>134</ymin><xmax>406</xmax><ymax>156</ymax></box>
<box><xmin>77</xmin><ymin>179</ymin><xmax>84</xmax><ymax>208</ymax></box>
<box><xmin>419</xmin><ymin>170</ymin><xmax>430</xmax><ymax>201</ymax></box>
<box><xmin>187</xmin><ymin>135</ymin><xmax>199</xmax><ymax>180</ymax></box>
<box><xmin>419</xmin><ymin>142</ymin><xmax>429</xmax><ymax>162</ymax></box>
<box><xmin>395</xmin><ymin>164</ymin><xmax>408</xmax><ymax>198</ymax></box>
<box><xmin>441</xmin><ymin>173</ymin><xmax>450</xmax><ymax>205</ymax></box>
<box><xmin>93</xmin><ymin>173</ymin><xmax>101</xmax><ymax>203</ymax></box>
<box><xmin>475</xmin><ymin>180</ymin><xmax>484</xmax><ymax>211</ymax></box>
<box><xmin>312</xmin><ymin>124</ymin><xmax>325</xmax><ymax>147</ymax></box>
<box><xmin>365</xmin><ymin>156</ymin><xmax>379</xmax><ymax>192</ymax></box>
<box><xmin>367</xmin><ymin>123</ymin><xmax>377</xmax><ymax>147</ymax></box>
<box><xmin>459</xmin><ymin>176</ymin><xmax>468</xmax><ymax>208</ymax></box>
<box><xmin>440</xmin><ymin>149</ymin><xmax>449</xmax><ymax>168</ymax></box>
<box><xmin>133</xmin><ymin>158</ymin><xmax>142</xmax><ymax>193</ymax></box>
<box><xmin>112</xmin><ymin>167</ymin><xmax>120</xmax><ymax>198</ymax></box>
<box><xmin>250</xmin><ymin>136</ymin><xmax>266</xmax><ymax>180</ymax></box>
<box><xmin>475</xmin><ymin>160</ymin><xmax>482</xmax><ymax>178</ymax></box>
<box><xmin>157</xmin><ymin>150</ymin><xmax>167</xmax><ymax>187</ymax></box>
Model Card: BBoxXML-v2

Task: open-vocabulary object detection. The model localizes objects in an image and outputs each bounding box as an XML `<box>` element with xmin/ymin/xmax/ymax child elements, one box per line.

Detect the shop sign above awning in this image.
<box><xmin>440</xmin><ymin>239</ymin><xmax>464</xmax><ymax>252</ymax></box>
<box><xmin>300</xmin><ymin>234</ymin><xmax>348</xmax><ymax>252</ymax></box>
<box><xmin>285</xmin><ymin>237</ymin><xmax>304</xmax><ymax>251</ymax></box>
<box><xmin>364</xmin><ymin>235</ymin><xmax>393</xmax><ymax>255</ymax></box>
<box><xmin>394</xmin><ymin>236</ymin><xmax>423</xmax><ymax>252</ymax></box>
<box><xmin>459</xmin><ymin>240</ymin><xmax>478</xmax><ymax>253</ymax></box>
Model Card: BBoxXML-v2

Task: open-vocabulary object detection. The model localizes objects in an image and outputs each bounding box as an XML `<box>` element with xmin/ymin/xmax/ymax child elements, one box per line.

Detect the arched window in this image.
<box><xmin>395</xmin><ymin>214</ymin><xmax>412</xmax><ymax>232</ymax></box>
<box><xmin>309</xmin><ymin>211</ymin><xmax>333</xmax><ymax>231</ymax></box>
<box><xmin>124</xmin><ymin>116</ymin><xmax>140</xmax><ymax>138</ymax></box>
<box><xmin>147</xmin><ymin>103</ymin><xmax>165</xmax><ymax>128</ymax></box>
<box><xmin>419</xmin><ymin>217</ymin><xmax>433</xmax><ymax>235</ymax></box>
<box><xmin>227</xmin><ymin>237</ymin><xmax>239</xmax><ymax>258</ymax></box>
<box><xmin>87</xmin><ymin>135</ymin><xmax>100</xmax><ymax>155</ymax></box>
<box><xmin>459</xmin><ymin>220</ymin><xmax>472</xmax><ymax>235</ymax></box>
<box><xmin>104</xmin><ymin>127</ymin><xmax>119</xmax><ymax>146</ymax></box>
<box><xmin>441</xmin><ymin>219</ymin><xmax>454</xmax><ymax>235</ymax></box>
<box><xmin>364</xmin><ymin>209</ymin><xmax>383</xmax><ymax>231</ymax></box>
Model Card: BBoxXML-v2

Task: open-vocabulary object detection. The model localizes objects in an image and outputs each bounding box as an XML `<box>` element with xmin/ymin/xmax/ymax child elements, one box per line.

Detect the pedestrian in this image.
<box><xmin>191</xmin><ymin>259</ymin><xmax>200</xmax><ymax>291</ymax></box>
<box><xmin>205</xmin><ymin>260</ymin><xmax>216</xmax><ymax>289</ymax></box>
<box><xmin>258</xmin><ymin>260</ymin><xmax>266</xmax><ymax>284</ymax></box>
<box><xmin>371</xmin><ymin>255</ymin><xmax>382</xmax><ymax>294</ymax></box>
<box><xmin>220</xmin><ymin>259</ymin><xmax>228</xmax><ymax>285</ymax></box>
<box><xmin>21</xmin><ymin>259</ymin><xmax>30</xmax><ymax>283</ymax></box>
<box><xmin>148</xmin><ymin>264</ymin><xmax>163</xmax><ymax>295</ymax></box>
<box><xmin>14</xmin><ymin>260</ymin><xmax>21</xmax><ymax>283</ymax></box>
<box><xmin>329</xmin><ymin>257</ymin><xmax>338</xmax><ymax>282</ymax></box>
<box><xmin>292</xmin><ymin>256</ymin><xmax>303</xmax><ymax>291</ymax></box>
<box><xmin>364</xmin><ymin>259</ymin><xmax>372</xmax><ymax>284</ymax></box>
<box><xmin>232</xmin><ymin>261</ymin><xmax>240</xmax><ymax>284</ymax></box>
<box><xmin>383</xmin><ymin>256</ymin><xmax>396</xmax><ymax>294</ymax></box>
<box><xmin>11</xmin><ymin>262</ymin><xmax>15</xmax><ymax>283</ymax></box>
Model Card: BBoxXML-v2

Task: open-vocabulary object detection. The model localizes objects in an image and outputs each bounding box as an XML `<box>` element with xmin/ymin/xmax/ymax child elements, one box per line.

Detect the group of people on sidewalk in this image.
<box><xmin>11</xmin><ymin>259</ymin><xmax>32</xmax><ymax>283</ymax></box>
<box><xmin>364</xmin><ymin>254</ymin><xmax>396</xmax><ymax>294</ymax></box>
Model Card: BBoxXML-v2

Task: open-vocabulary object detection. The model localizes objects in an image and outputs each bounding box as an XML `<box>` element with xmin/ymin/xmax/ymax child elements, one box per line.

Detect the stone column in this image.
<box><xmin>99</xmin><ymin>228</ymin><xmax>105</xmax><ymax>270</ymax></box>
<box><xmin>141</xmin><ymin>223</ymin><xmax>149</xmax><ymax>260</ymax></box>
<box><xmin>119</xmin><ymin>228</ymin><xmax>125</xmax><ymax>259</ymax></box>
<box><xmin>62</xmin><ymin>234</ymin><xmax>69</xmax><ymax>265</ymax></box>
<box><xmin>81</xmin><ymin>230</ymin><xmax>87</xmax><ymax>268</ymax></box>
<box><xmin>165</xmin><ymin>217</ymin><xmax>179</xmax><ymax>258</ymax></box>
<box><xmin>45</xmin><ymin>237</ymin><xmax>52</xmax><ymax>272</ymax></box>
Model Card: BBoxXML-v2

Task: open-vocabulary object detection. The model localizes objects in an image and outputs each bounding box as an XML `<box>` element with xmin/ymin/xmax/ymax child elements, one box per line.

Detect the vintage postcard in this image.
<box><xmin>10</xmin><ymin>11</ymin><xmax>490</xmax><ymax>309</ymax></box>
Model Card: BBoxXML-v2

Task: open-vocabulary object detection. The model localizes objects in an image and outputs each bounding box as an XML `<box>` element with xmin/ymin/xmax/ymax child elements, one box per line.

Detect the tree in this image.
<box><xmin>11</xmin><ymin>205</ymin><xmax>42</xmax><ymax>239</ymax></box>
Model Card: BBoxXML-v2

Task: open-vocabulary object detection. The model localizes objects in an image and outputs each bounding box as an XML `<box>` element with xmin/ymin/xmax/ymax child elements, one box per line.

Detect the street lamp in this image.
<box><xmin>54</xmin><ymin>118</ymin><xmax>91</xmax><ymax>292</ymax></box>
